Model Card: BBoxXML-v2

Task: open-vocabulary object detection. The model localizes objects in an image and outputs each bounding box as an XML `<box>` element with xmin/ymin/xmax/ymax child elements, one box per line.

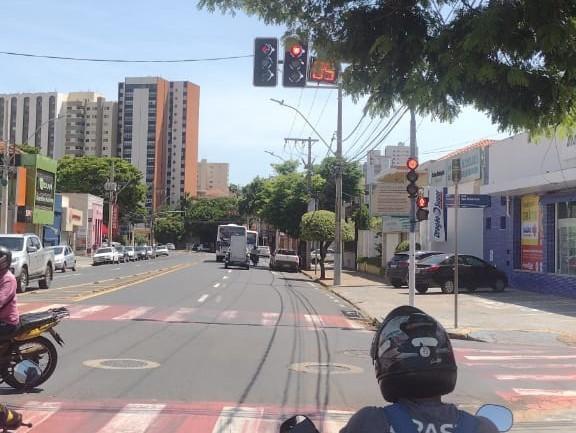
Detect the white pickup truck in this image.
<box><xmin>0</xmin><ymin>234</ymin><xmax>55</xmax><ymax>292</ymax></box>
<box><xmin>270</xmin><ymin>249</ymin><xmax>300</xmax><ymax>272</ymax></box>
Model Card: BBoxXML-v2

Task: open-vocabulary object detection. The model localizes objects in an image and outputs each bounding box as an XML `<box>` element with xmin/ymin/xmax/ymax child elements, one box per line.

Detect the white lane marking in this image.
<box><xmin>197</xmin><ymin>294</ymin><xmax>209</xmax><ymax>303</ymax></box>
<box><xmin>113</xmin><ymin>307</ymin><xmax>153</xmax><ymax>321</ymax></box>
<box><xmin>25</xmin><ymin>304</ymin><xmax>67</xmax><ymax>313</ymax></box>
<box><xmin>69</xmin><ymin>305</ymin><xmax>109</xmax><ymax>319</ymax></box>
<box><xmin>512</xmin><ymin>388</ymin><xmax>576</xmax><ymax>397</ymax></box>
<box><xmin>223</xmin><ymin>276</ymin><xmax>229</xmax><ymax>280</ymax></box>
<box><xmin>455</xmin><ymin>348</ymin><xmax>545</xmax><ymax>354</ymax></box>
<box><xmin>164</xmin><ymin>308</ymin><xmax>196</xmax><ymax>322</ymax></box>
<box><xmin>227</xmin><ymin>270</ymin><xmax>232</xmax><ymax>273</ymax></box>
<box><xmin>97</xmin><ymin>403</ymin><xmax>165</xmax><ymax>433</ymax></box>
<box><xmin>212</xmin><ymin>406</ymin><xmax>266</xmax><ymax>433</ymax></box>
<box><xmin>213</xmin><ymin>283</ymin><xmax>221</xmax><ymax>288</ymax></box>
<box><xmin>20</xmin><ymin>402</ymin><xmax>61</xmax><ymax>429</ymax></box>
<box><xmin>261</xmin><ymin>312</ymin><xmax>280</xmax><ymax>326</ymax></box>
<box><xmin>218</xmin><ymin>310</ymin><xmax>238</xmax><ymax>321</ymax></box>
<box><xmin>215</xmin><ymin>295</ymin><xmax>223</xmax><ymax>303</ymax></box>
<box><xmin>322</xmin><ymin>410</ymin><xmax>352</xmax><ymax>433</ymax></box>
<box><xmin>497</xmin><ymin>374</ymin><xmax>576</xmax><ymax>381</ymax></box>
<box><xmin>112</xmin><ymin>267</ymin><xmax>121</xmax><ymax>270</ymax></box>
<box><xmin>465</xmin><ymin>355</ymin><xmax>576</xmax><ymax>361</ymax></box>
<box><xmin>304</xmin><ymin>314</ymin><xmax>324</xmax><ymax>327</ymax></box>
<box><xmin>464</xmin><ymin>363</ymin><xmax>576</xmax><ymax>369</ymax></box>
<box><xmin>307</xmin><ymin>282</ymin><xmax>316</xmax><ymax>287</ymax></box>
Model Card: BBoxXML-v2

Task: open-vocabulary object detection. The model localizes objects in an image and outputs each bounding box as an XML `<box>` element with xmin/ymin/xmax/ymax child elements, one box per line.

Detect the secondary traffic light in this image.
<box><xmin>283</xmin><ymin>40</ymin><xmax>308</xmax><ymax>87</ymax></box>
<box><xmin>253</xmin><ymin>37</ymin><xmax>278</xmax><ymax>87</ymax></box>
<box><xmin>308</xmin><ymin>57</ymin><xmax>338</xmax><ymax>84</ymax></box>
<box><xmin>406</xmin><ymin>157</ymin><xmax>419</xmax><ymax>198</ymax></box>
<box><xmin>416</xmin><ymin>195</ymin><xmax>429</xmax><ymax>221</ymax></box>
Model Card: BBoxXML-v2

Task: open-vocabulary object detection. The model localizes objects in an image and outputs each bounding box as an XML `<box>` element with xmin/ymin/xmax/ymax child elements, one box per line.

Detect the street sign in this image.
<box><xmin>373</xmin><ymin>182</ymin><xmax>410</xmax><ymax>216</ymax></box>
<box><xmin>382</xmin><ymin>216</ymin><xmax>411</xmax><ymax>233</ymax></box>
<box><xmin>452</xmin><ymin>158</ymin><xmax>461</xmax><ymax>183</ymax></box>
<box><xmin>445</xmin><ymin>194</ymin><xmax>491</xmax><ymax>208</ymax></box>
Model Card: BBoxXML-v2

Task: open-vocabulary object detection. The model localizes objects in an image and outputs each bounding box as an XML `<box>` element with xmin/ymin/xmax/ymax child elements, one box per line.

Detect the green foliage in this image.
<box><xmin>315</xmin><ymin>158</ymin><xmax>363</xmax><ymax>211</ymax></box>
<box><xmin>154</xmin><ymin>213</ymin><xmax>184</xmax><ymax>245</ymax></box>
<box><xmin>272</xmin><ymin>160</ymin><xmax>300</xmax><ymax>175</ymax></box>
<box><xmin>300</xmin><ymin>210</ymin><xmax>354</xmax><ymax>242</ymax></box>
<box><xmin>199</xmin><ymin>0</ymin><xmax>576</xmax><ymax>132</ymax></box>
<box><xmin>56</xmin><ymin>157</ymin><xmax>146</xmax><ymax>220</ymax></box>
<box><xmin>134</xmin><ymin>234</ymin><xmax>148</xmax><ymax>246</ymax></box>
<box><xmin>16</xmin><ymin>144</ymin><xmax>39</xmax><ymax>154</ymax></box>
<box><xmin>182</xmin><ymin>197</ymin><xmax>241</xmax><ymax>243</ymax></box>
<box><xmin>395</xmin><ymin>241</ymin><xmax>422</xmax><ymax>253</ymax></box>
<box><xmin>353</xmin><ymin>204</ymin><xmax>371</xmax><ymax>231</ymax></box>
<box><xmin>357</xmin><ymin>256</ymin><xmax>381</xmax><ymax>267</ymax></box>
<box><xmin>238</xmin><ymin>177</ymin><xmax>266</xmax><ymax>220</ymax></box>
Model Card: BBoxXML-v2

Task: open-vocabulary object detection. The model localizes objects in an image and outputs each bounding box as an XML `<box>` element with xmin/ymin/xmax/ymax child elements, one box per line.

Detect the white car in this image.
<box><xmin>49</xmin><ymin>245</ymin><xmax>77</xmax><ymax>272</ymax></box>
<box><xmin>311</xmin><ymin>248</ymin><xmax>335</xmax><ymax>264</ymax></box>
<box><xmin>155</xmin><ymin>245</ymin><xmax>169</xmax><ymax>256</ymax></box>
<box><xmin>124</xmin><ymin>246</ymin><xmax>136</xmax><ymax>261</ymax></box>
<box><xmin>166</xmin><ymin>243</ymin><xmax>176</xmax><ymax>250</ymax></box>
<box><xmin>257</xmin><ymin>246</ymin><xmax>271</xmax><ymax>257</ymax></box>
<box><xmin>93</xmin><ymin>247</ymin><xmax>119</xmax><ymax>265</ymax></box>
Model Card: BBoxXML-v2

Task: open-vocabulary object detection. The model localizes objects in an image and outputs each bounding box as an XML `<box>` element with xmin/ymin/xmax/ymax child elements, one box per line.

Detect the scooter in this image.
<box><xmin>280</xmin><ymin>404</ymin><xmax>513</xmax><ymax>433</ymax></box>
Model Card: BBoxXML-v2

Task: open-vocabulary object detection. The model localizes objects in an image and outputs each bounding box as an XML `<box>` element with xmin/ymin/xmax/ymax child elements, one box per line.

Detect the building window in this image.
<box><xmin>485</xmin><ymin>217</ymin><xmax>491</xmax><ymax>230</ymax></box>
<box><xmin>499</xmin><ymin>216</ymin><xmax>506</xmax><ymax>230</ymax></box>
<box><xmin>9</xmin><ymin>97</ymin><xmax>17</xmax><ymax>143</ymax></box>
<box><xmin>500</xmin><ymin>196</ymin><xmax>507</xmax><ymax>206</ymax></box>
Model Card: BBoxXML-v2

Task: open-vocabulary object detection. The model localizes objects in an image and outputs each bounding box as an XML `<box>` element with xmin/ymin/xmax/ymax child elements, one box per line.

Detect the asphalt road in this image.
<box><xmin>6</xmin><ymin>253</ymin><xmax>575</xmax><ymax>432</ymax></box>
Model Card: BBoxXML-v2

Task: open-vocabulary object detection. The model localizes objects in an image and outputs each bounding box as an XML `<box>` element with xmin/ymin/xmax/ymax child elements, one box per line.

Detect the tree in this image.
<box><xmin>56</xmin><ymin>157</ymin><xmax>146</xmax><ymax>220</ymax></box>
<box><xmin>300</xmin><ymin>210</ymin><xmax>353</xmax><ymax>279</ymax></box>
<box><xmin>238</xmin><ymin>177</ymin><xmax>266</xmax><ymax>224</ymax></box>
<box><xmin>272</xmin><ymin>160</ymin><xmax>299</xmax><ymax>175</ymax></box>
<box><xmin>316</xmin><ymin>157</ymin><xmax>363</xmax><ymax>211</ymax></box>
<box><xmin>182</xmin><ymin>197</ymin><xmax>241</xmax><ymax>244</ymax></box>
<box><xmin>200</xmin><ymin>0</ymin><xmax>576</xmax><ymax>132</ymax></box>
<box><xmin>154</xmin><ymin>213</ymin><xmax>185</xmax><ymax>245</ymax></box>
<box><xmin>228</xmin><ymin>183</ymin><xmax>241</xmax><ymax>198</ymax></box>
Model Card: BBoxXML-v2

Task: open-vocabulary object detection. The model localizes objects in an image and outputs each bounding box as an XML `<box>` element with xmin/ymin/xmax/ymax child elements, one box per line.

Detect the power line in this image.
<box><xmin>346</xmin><ymin>109</ymin><xmax>404</xmax><ymax>160</ymax></box>
<box><xmin>299</xmin><ymin>87</ymin><xmax>319</xmax><ymax>136</ymax></box>
<box><xmin>343</xmin><ymin>112</ymin><xmax>368</xmax><ymax>142</ymax></box>
<box><xmin>0</xmin><ymin>50</ymin><xmax>253</xmax><ymax>63</ymax></box>
<box><xmin>287</xmin><ymin>88</ymin><xmax>304</xmax><ymax>138</ymax></box>
<box><xmin>344</xmin><ymin>116</ymin><xmax>376</xmax><ymax>157</ymax></box>
<box><xmin>314</xmin><ymin>90</ymin><xmax>333</xmax><ymax>128</ymax></box>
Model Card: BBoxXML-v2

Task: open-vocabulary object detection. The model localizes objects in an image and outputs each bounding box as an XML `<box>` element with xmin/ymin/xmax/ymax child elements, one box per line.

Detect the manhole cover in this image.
<box><xmin>341</xmin><ymin>349</ymin><xmax>370</xmax><ymax>359</ymax></box>
<box><xmin>83</xmin><ymin>358</ymin><xmax>160</xmax><ymax>370</ymax></box>
<box><xmin>288</xmin><ymin>362</ymin><xmax>363</xmax><ymax>374</ymax></box>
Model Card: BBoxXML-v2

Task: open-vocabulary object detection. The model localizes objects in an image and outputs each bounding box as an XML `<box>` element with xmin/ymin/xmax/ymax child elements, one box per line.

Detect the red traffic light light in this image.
<box><xmin>407</xmin><ymin>158</ymin><xmax>419</xmax><ymax>171</ymax></box>
<box><xmin>289</xmin><ymin>43</ymin><xmax>304</xmax><ymax>58</ymax></box>
<box><xmin>416</xmin><ymin>196</ymin><xmax>429</xmax><ymax>208</ymax></box>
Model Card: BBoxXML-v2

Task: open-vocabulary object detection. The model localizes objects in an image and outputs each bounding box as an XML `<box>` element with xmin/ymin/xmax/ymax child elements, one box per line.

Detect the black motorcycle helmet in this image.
<box><xmin>0</xmin><ymin>246</ymin><xmax>12</xmax><ymax>275</ymax></box>
<box><xmin>370</xmin><ymin>305</ymin><xmax>457</xmax><ymax>402</ymax></box>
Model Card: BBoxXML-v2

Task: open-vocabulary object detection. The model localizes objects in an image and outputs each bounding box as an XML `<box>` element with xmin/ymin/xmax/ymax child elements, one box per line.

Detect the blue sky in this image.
<box><xmin>1</xmin><ymin>0</ymin><xmax>508</xmax><ymax>185</ymax></box>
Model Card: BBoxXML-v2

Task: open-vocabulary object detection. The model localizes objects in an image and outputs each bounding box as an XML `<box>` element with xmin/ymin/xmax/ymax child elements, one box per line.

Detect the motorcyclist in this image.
<box><xmin>340</xmin><ymin>305</ymin><xmax>498</xmax><ymax>433</ymax></box>
<box><xmin>250</xmin><ymin>245</ymin><xmax>259</xmax><ymax>264</ymax></box>
<box><xmin>0</xmin><ymin>246</ymin><xmax>19</xmax><ymax>338</ymax></box>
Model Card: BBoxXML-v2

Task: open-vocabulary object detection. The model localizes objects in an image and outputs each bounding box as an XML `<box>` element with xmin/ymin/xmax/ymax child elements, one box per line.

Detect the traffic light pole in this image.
<box><xmin>408</xmin><ymin>109</ymin><xmax>417</xmax><ymax>307</ymax></box>
<box><xmin>334</xmin><ymin>81</ymin><xmax>343</xmax><ymax>287</ymax></box>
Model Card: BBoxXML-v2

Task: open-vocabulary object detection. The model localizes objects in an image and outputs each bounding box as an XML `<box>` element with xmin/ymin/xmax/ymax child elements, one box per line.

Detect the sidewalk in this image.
<box><xmin>302</xmin><ymin>268</ymin><xmax>576</xmax><ymax>347</ymax></box>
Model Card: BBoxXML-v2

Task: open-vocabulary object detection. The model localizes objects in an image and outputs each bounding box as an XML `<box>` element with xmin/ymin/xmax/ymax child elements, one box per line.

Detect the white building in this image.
<box><xmin>197</xmin><ymin>159</ymin><xmax>229</xmax><ymax>197</ymax></box>
<box><xmin>385</xmin><ymin>142</ymin><xmax>412</xmax><ymax>168</ymax></box>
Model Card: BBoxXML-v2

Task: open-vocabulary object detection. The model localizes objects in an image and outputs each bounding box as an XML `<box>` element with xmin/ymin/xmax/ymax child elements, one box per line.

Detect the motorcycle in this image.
<box><xmin>0</xmin><ymin>307</ymin><xmax>69</xmax><ymax>390</ymax></box>
<box><xmin>250</xmin><ymin>252</ymin><xmax>259</xmax><ymax>266</ymax></box>
<box><xmin>280</xmin><ymin>404</ymin><xmax>513</xmax><ymax>433</ymax></box>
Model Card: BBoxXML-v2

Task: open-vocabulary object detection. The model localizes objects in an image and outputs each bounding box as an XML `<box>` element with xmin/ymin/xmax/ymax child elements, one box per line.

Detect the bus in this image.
<box><xmin>247</xmin><ymin>230</ymin><xmax>258</xmax><ymax>251</ymax></box>
<box><xmin>216</xmin><ymin>224</ymin><xmax>247</xmax><ymax>262</ymax></box>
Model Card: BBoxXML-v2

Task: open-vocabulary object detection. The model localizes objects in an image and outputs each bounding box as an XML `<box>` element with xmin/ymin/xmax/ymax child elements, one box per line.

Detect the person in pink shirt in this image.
<box><xmin>0</xmin><ymin>246</ymin><xmax>19</xmax><ymax>337</ymax></box>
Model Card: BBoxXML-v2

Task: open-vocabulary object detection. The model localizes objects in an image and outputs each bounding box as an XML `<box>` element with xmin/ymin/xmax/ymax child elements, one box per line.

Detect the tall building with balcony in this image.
<box><xmin>0</xmin><ymin>92</ymin><xmax>118</xmax><ymax>159</ymax></box>
<box><xmin>117</xmin><ymin>77</ymin><xmax>199</xmax><ymax>211</ymax></box>
<box><xmin>197</xmin><ymin>159</ymin><xmax>229</xmax><ymax>198</ymax></box>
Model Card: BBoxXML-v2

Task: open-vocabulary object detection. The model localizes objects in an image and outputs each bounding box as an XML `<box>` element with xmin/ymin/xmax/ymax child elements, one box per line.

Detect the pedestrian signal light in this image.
<box><xmin>416</xmin><ymin>196</ymin><xmax>429</xmax><ymax>209</ymax></box>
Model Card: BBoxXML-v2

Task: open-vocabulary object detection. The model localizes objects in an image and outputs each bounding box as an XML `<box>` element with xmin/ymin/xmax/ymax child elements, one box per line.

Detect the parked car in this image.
<box><xmin>135</xmin><ymin>246</ymin><xmax>148</xmax><ymax>260</ymax></box>
<box><xmin>270</xmin><ymin>249</ymin><xmax>300</xmax><ymax>272</ymax></box>
<box><xmin>257</xmin><ymin>246</ymin><xmax>271</xmax><ymax>257</ymax></box>
<box><xmin>124</xmin><ymin>246</ymin><xmax>136</xmax><ymax>261</ymax></box>
<box><xmin>415</xmin><ymin>253</ymin><xmax>508</xmax><ymax>294</ymax></box>
<box><xmin>166</xmin><ymin>243</ymin><xmax>176</xmax><ymax>251</ymax></box>
<box><xmin>311</xmin><ymin>248</ymin><xmax>335</xmax><ymax>264</ymax></box>
<box><xmin>146</xmin><ymin>246</ymin><xmax>155</xmax><ymax>259</ymax></box>
<box><xmin>386</xmin><ymin>251</ymin><xmax>443</xmax><ymax>288</ymax></box>
<box><xmin>0</xmin><ymin>234</ymin><xmax>55</xmax><ymax>293</ymax></box>
<box><xmin>116</xmin><ymin>246</ymin><xmax>129</xmax><ymax>263</ymax></box>
<box><xmin>93</xmin><ymin>247</ymin><xmax>119</xmax><ymax>265</ymax></box>
<box><xmin>49</xmin><ymin>245</ymin><xmax>77</xmax><ymax>272</ymax></box>
<box><xmin>156</xmin><ymin>245</ymin><xmax>169</xmax><ymax>256</ymax></box>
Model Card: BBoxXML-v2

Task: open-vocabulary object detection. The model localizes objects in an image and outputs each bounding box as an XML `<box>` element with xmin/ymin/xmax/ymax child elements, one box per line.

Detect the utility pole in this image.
<box><xmin>408</xmin><ymin>109</ymin><xmax>418</xmax><ymax>306</ymax></box>
<box><xmin>105</xmin><ymin>160</ymin><xmax>116</xmax><ymax>247</ymax></box>
<box><xmin>334</xmin><ymin>81</ymin><xmax>343</xmax><ymax>286</ymax></box>
<box><xmin>1</xmin><ymin>99</ymin><xmax>9</xmax><ymax>235</ymax></box>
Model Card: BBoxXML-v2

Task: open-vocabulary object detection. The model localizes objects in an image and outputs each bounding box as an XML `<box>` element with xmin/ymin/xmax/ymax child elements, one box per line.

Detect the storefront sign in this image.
<box><xmin>521</xmin><ymin>194</ymin><xmax>543</xmax><ymax>271</ymax></box>
<box><xmin>430</xmin><ymin>188</ymin><xmax>447</xmax><ymax>242</ymax></box>
<box><xmin>35</xmin><ymin>169</ymin><xmax>55</xmax><ymax>211</ymax></box>
<box><xmin>372</xmin><ymin>182</ymin><xmax>410</xmax><ymax>216</ymax></box>
<box><xmin>428</xmin><ymin>161</ymin><xmax>447</xmax><ymax>187</ymax></box>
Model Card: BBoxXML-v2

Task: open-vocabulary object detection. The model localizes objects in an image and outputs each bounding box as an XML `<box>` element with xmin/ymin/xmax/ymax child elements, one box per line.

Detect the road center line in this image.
<box><xmin>222</xmin><ymin>276</ymin><xmax>229</xmax><ymax>280</ymax></box>
<box><xmin>213</xmin><ymin>283</ymin><xmax>221</xmax><ymax>288</ymax></box>
<box><xmin>197</xmin><ymin>294</ymin><xmax>209</xmax><ymax>303</ymax></box>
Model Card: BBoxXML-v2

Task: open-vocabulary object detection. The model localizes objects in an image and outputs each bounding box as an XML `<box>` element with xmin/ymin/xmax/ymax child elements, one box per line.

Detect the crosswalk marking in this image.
<box><xmin>261</xmin><ymin>312</ymin><xmax>280</xmax><ymax>326</ymax></box>
<box><xmin>69</xmin><ymin>305</ymin><xmax>110</xmax><ymax>319</ymax></box>
<box><xmin>20</xmin><ymin>402</ymin><xmax>62</xmax><ymax>430</ymax></box>
<box><xmin>24</xmin><ymin>303</ymin><xmax>67</xmax><ymax>313</ymax></box>
<box><xmin>113</xmin><ymin>307</ymin><xmax>153</xmax><ymax>321</ymax></box>
<box><xmin>218</xmin><ymin>310</ymin><xmax>238</xmax><ymax>321</ymax></box>
<box><xmin>464</xmin><ymin>362</ymin><xmax>576</xmax><ymax>369</ymax></box>
<box><xmin>512</xmin><ymin>388</ymin><xmax>576</xmax><ymax>397</ymax></box>
<box><xmin>96</xmin><ymin>403</ymin><xmax>165</xmax><ymax>433</ymax></box>
<box><xmin>465</xmin><ymin>354</ymin><xmax>576</xmax><ymax>361</ymax></box>
<box><xmin>164</xmin><ymin>308</ymin><xmax>197</xmax><ymax>322</ymax></box>
<box><xmin>496</xmin><ymin>374</ymin><xmax>576</xmax><ymax>381</ymax></box>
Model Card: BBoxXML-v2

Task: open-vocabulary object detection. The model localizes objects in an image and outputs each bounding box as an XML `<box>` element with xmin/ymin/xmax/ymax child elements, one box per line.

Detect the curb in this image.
<box><xmin>300</xmin><ymin>270</ymin><xmax>479</xmax><ymax>341</ymax></box>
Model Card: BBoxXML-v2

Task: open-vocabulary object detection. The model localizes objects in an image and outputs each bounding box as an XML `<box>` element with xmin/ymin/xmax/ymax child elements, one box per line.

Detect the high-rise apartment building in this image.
<box><xmin>0</xmin><ymin>92</ymin><xmax>118</xmax><ymax>159</ymax></box>
<box><xmin>117</xmin><ymin>77</ymin><xmax>199</xmax><ymax>211</ymax></box>
<box><xmin>384</xmin><ymin>142</ymin><xmax>413</xmax><ymax>168</ymax></box>
<box><xmin>197</xmin><ymin>159</ymin><xmax>229</xmax><ymax>198</ymax></box>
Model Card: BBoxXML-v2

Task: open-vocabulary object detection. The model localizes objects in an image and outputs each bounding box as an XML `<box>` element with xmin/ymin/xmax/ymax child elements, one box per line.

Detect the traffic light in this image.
<box><xmin>308</xmin><ymin>57</ymin><xmax>338</xmax><ymax>84</ymax></box>
<box><xmin>416</xmin><ymin>195</ymin><xmax>429</xmax><ymax>221</ymax></box>
<box><xmin>406</xmin><ymin>157</ymin><xmax>419</xmax><ymax>198</ymax></box>
<box><xmin>253</xmin><ymin>37</ymin><xmax>278</xmax><ymax>87</ymax></box>
<box><xmin>283</xmin><ymin>40</ymin><xmax>308</xmax><ymax>87</ymax></box>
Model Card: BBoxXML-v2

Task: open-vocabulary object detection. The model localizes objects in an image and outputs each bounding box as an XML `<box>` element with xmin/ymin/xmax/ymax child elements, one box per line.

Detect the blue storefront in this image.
<box><xmin>43</xmin><ymin>193</ymin><xmax>62</xmax><ymax>246</ymax></box>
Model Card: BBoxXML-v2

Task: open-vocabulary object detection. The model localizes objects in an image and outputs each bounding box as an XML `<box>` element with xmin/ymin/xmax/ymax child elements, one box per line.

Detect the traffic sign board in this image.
<box><xmin>445</xmin><ymin>194</ymin><xmax>491</xmax><ymax>208</ymax></box>
<box><xmin>452</xmin><ymin>158</ymin><xmax>462</xmax><ymax>183</ymax></box>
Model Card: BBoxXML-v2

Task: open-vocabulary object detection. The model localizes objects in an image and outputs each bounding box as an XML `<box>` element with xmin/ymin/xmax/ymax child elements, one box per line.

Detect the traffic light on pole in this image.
<box><xmin>406</xmin><ymin>157</ymin><xmax>419</xmax><ymax>198</ymax></box>
<box><xmin>253</xmin><ymin>37</ymin><xmax>278</xmax><ymax>87</ymax></box>
<box><xmin>283</xmin><ymin>40</ymin><xmax>308</xmax><ymax>87</ymax></box>
<box><xmin>416</xmin><ymin>195</ymin><xmax>429</xmax><ymax>221</ymax></box>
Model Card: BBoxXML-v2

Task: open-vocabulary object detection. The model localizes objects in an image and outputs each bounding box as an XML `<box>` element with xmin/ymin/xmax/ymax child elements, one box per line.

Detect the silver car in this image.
<box><xmin>49</xmin><ymin>245</ymin><xmax>77</xmax><ymax>272</ymax></box>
